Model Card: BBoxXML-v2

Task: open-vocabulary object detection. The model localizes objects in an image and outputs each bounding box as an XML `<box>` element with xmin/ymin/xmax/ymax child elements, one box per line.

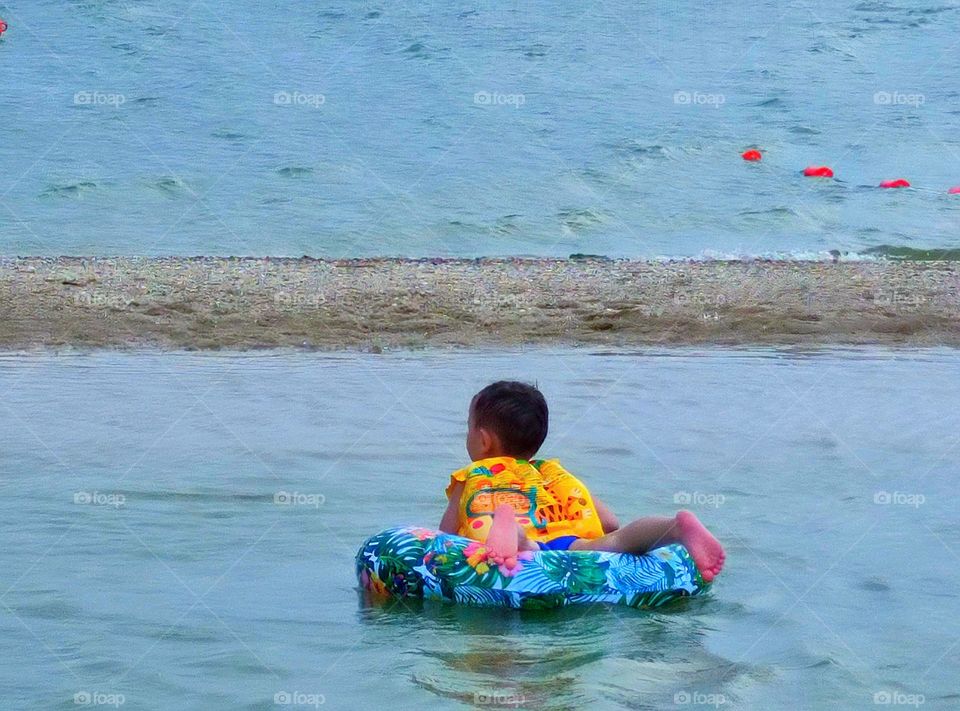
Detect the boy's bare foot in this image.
<box><xmin>675</xmin><ymin>510</ymin><xmax>725</xmax><ymax>582</ymax></box>
<box><xmin>485</xmin><ymin>504</ymin><xmax>520</xmax><ymax>568</ymax></box>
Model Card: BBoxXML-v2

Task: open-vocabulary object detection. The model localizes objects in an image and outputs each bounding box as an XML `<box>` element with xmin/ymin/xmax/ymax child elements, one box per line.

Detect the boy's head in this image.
<box><xmin>467</xmin><ymin>381</ymin><xmax>548</xmax><ymax>461</ymax></box>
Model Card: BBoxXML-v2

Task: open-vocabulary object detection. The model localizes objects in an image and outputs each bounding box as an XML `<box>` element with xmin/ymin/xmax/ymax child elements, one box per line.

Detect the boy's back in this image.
<box><xmin>446</xmin><ymin>456</ymin><xmax>605</xmax><ymax>544</ymax></box>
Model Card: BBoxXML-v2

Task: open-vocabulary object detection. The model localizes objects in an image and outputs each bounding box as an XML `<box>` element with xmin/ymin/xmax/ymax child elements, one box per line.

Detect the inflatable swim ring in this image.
<box><xmin>356</xmin><ymin>526</ymin><xmax>711</xmax><ymax>609</ymax></box>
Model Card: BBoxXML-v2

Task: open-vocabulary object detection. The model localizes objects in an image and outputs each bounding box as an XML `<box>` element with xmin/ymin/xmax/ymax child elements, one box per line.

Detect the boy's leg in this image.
<box><xmin>484</xmin><ymin>504</ymin><xmax>538</xmax><ymax>567</ymax></box>
<box><xmin>570</xmin><ymin>510</ymin><xmax>725</xmax><ymax>582</ymax></box>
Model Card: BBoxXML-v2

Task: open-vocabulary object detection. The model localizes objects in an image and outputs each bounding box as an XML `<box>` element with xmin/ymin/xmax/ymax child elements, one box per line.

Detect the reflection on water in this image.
<box><xmin>1</xmin><ymin>348</ymin><xmax>958</xmax><ymax>708</ymax></box>
<box><xmin>360</xmin><ymin>596</ymin><xmax>750</xmax><ymax>709</ymax></box>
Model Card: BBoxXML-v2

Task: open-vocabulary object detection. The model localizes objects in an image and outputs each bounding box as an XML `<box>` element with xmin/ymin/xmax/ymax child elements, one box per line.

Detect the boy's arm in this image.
<box><xmin>594</xmin><ymin>498</ymin><xmax>620</xmax><ymax>534</ymax></box>
<box><xmin>439</xmin><ymin>481</ymin><xmax>464</xmax><ymax>534</ymax></box>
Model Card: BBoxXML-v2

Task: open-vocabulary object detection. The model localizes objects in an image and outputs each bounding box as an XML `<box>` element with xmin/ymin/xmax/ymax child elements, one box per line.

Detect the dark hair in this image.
<box><xmin>471</xmin><ymin>381</ymin><xmax>548</xmax><ymax>458</ymax></box>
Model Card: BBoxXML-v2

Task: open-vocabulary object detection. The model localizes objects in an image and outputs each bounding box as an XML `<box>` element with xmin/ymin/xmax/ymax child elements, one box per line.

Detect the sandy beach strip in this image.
<box><xmin>1</xmin><ymin>256</ymin><xmax>958</xmax><ymax>350</ymax></box>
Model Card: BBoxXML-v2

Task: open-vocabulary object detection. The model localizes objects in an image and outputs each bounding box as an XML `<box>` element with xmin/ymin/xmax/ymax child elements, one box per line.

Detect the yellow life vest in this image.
<box><xmin>446</xmin><ymin>456</ymin><xmax>605</xmax><ymax>543</ymax></box>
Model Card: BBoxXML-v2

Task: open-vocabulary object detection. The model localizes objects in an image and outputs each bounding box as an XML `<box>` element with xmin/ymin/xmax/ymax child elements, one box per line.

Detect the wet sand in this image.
<box><xmin>1</xmin><ymin>257</ymin><xmax>958</xmax><ymax>349</ymax></box>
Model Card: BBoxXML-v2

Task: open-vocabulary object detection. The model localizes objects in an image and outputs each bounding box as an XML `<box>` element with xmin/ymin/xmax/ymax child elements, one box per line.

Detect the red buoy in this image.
<box><xmin>0</xmin><ymin>18</ymin><xmax>7</xmax><ymax>35</ymax></box>
<box><xmin>949</xmin><ymin>186</ymin><xmax>960</xmax><ymax>195</ymax></box>
<box><xmin>879</xmin><ymin>179</ymin><xmax>910</xmax><ymax>189</ymax></box>
<box><xmin>803</xmin><ymin>166</ymin><xmax>834</xmax><ymax>178</ymax></box>
<box><xmin>741</xmin><ymin>149</ymin><xmax>762</xmax><ymax>162</ymax></box>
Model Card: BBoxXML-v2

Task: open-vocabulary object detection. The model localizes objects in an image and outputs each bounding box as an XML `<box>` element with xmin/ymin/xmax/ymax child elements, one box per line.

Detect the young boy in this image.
<box><xmin>439</xmin><ymin>381</ymin><xmax>725</xmax><ymax>582</ymax></box>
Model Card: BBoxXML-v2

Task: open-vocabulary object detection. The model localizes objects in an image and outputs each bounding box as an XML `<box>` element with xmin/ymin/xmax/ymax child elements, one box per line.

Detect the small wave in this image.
<box><xmin>654</xmin><ymin>245</ymin><xmax>960</xmax><ymax>262</ymax></box>
<box><xmin>558</xmin><ymin>208</ymin><xmax>607</xmax><ymax>232</ymax></box>
<box><xmin>276</xmin><ymin>166</ymin><xmax>314</xmax><ymax>178</ymax></box>
<box><xmin>858</xmin><ymin>16</ymin><xmax>897</xmax><ymax>26</ymax></box>
<box><xmin>615</xmin><ymin>141</ymin><xmax>670</xmax><ymax>159</ymax></box>
<box><xmin>150</xmin><ymin>177</ymin><xmax>189</xmax><ymax>196</ymax></box>
<box><xmin>488</xmin><ymin>215</ymin><xmax>522</xmax><ymax>236</ymax></box>
<box><xmin>144</xmin><ymin>25</ymin><xmax>177</xmax><ymax>38</ymax></box>
<box><xmin>907</xmin><ymin>6</ymin><xmax>958</xmax><ymax>16</ymax></box>
<box><xmin>521</xmin><ymin>43</ymin><xmax>549</xmax><ymax>58</ymax></box>
<box><xmin>854</xmin><ymin>1</ymin><xmax>898</xmax><ymax>11</ymax></box>
<box><xmin>8</xmin><ymin>599</ymin><xmax>81</xmax><ymax>621</ymax></box>
<box><xmin>741</xmin><ymin>67</ymin><xmax>777</xmax><ymax>79</ymax></box>
<box><xmin>579</xmin><ymin>167</ymin><xmax>612</xmax><ymax>185</ymax></box>
<box><xmin>41</xmin><ymin>181</ymin><xmax>99</xmax><ymax>198</ymax></box>
<box><xmin>617</xmin><ymin>138</ymin><xmax>708</xmax><ymax>165</ymax></box>
<box><xmin>211</xmin><ymin>128</ymin><xmax>247</xmax><ymax>141</ymax></box>
<box><xmin>806</xmin><ymin>42</ymin><xmax>858</xmax><ymax>59</ymax></box>
<box><xmin>658</xmin><ymin>249</ymin><xmax>882</xmax><ymax>263</ymax></box>
<box><xmin>111</xmin><ymin>42</ymin><xmax>139</xmax><ymax>56</ymax></box>
<box><xmin>738</xmin><ymin>207</ymin><xmax>801</xmax><ymax>219</ymax></box>
<box><xmin>400</xmin><ymin>41</ymin><xmax>447</xmax><ymax>59</ymax></box>
<box><xmin>858</xmin><ymin>577</ymin><xmax>891</xmax><ymax>592</ymax></box>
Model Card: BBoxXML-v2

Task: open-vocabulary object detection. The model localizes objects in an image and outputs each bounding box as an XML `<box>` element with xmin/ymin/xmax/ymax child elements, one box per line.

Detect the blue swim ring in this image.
<box><xmin>356</xmin><ymin>526</ymin><xmax>711</xmax><ymax>609</ymax></box>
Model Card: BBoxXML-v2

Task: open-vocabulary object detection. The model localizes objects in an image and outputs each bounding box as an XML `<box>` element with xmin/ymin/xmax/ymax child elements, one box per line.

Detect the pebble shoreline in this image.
<box><xmin>1</xmin><ymin>256</ymin><xmax>959</xmax><ymax>349</ymax></box>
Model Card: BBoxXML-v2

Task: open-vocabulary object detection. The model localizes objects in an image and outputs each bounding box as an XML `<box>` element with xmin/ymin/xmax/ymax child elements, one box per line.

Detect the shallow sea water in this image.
<box><xmin>1</xmin><ymin>348</ymin><xmax>958</xmax><ymax>708</ymax></box>
<box><xmin>2</xmin><ymin>1</ymin><xmax>960</xmax><ymax>258</ymax></box>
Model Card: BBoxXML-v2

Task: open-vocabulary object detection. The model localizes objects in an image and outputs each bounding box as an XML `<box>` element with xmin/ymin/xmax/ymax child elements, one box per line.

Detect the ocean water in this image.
<box><xmin>0</xmin><ymin>348</ymin><xmax>957</xmax><ymax>708</ymax></box>
<box><xmin>1</xmin><ymin>1</ymin><xmax>960</xmax><ymax>259</ymax></box>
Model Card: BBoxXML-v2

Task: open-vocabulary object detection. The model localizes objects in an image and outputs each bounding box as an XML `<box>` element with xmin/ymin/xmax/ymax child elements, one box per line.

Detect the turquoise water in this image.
<box><xmin>1</xmin><ymin>348</ymin><xmax>958</xmax><ymax>708</ymax></box>
<box><xmin>2</xmin><ymin>2</ymin><xmax>960</xmax><ymax>258</ymax></box>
